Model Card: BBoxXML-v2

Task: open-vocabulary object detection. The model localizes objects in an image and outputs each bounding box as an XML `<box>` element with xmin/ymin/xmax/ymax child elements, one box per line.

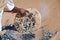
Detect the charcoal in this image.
<box><xmin>0</xmin><ymin>35</ymin><xmax>2</xmax><ymax>40</ymax></box>
<box><xmin>28</xmin><ymin>13</ymin><xmax>33</xmax><ymax>18</ymax></box>
<box><xmin>39</xmin><ymin>33</ymin><xmax>53</xmax><ymax>40</ymax></box>
<box><xmin>39</xmin><ymin>27</ymin><xmax>57</xmax><ymax>40</ymax></box>
<box><xmin>2</xmin><ymin>24</ymin><xmax>17</xmax><ymax>31</ymax></box>
<box><xmin>21</xmin><ymin>33</ymin><xmax>35</xmax><ymax>40</ymax></box>
<box><xmin>1</xmin><ymin>30</ymin><xmax>17</xmax><ymax>40</ymax></box>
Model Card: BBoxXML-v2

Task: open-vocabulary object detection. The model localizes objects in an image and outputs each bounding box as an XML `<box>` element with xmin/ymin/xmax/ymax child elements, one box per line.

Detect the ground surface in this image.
<box><xmin>1</xmin><ymin>0</ymin><xmax>60</xmax><ymax>40</ymax></box>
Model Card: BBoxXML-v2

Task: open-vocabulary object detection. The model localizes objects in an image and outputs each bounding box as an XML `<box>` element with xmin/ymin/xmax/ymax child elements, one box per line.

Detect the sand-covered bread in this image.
<box><xmin>14</xmin><ymin>8</ymin><xmax>41</xmax><ymax>34</ymax></box>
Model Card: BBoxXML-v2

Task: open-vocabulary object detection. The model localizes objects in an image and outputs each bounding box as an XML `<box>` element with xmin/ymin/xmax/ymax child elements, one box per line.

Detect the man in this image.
<box><xmin>0</xmin><ymin>0</ymin><xmax>29</xmax><ymax>31</ymax></box>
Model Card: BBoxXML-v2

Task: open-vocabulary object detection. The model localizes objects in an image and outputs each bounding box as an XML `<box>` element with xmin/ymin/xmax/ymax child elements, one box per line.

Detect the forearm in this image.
<box><xmin>4</xmin><ymin>6</ymin><xmax>20</xmax><ymax>13</ymax></box>
<box><xmin>4</xmin><ymin>6</ymin><xmax>29</xmax><ymax>17</ymax></box>
<box><xmin>11</xmin><ymin>6</ymin><xmax>20</xmax><ymax>13</ymax></box>
<box><xmin>4</xmin><ymin>6</ymin><xmax>11</xmax><ymax>12</ymax></box>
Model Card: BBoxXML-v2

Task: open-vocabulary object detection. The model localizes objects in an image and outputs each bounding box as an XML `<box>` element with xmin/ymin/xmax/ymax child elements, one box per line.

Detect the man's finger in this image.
<box><xmin>25</xmin><ymin>10</ymin><xmax>29</xmax><ymax>13</ymax></box>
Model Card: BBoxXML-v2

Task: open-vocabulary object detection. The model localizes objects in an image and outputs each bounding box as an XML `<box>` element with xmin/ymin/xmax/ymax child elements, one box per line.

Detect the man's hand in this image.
<box><xmin>4</xmin><ymin>6</ymin><xmax>29</xmax><ymax>17</ymax></box>
<box><xmin>18</xmin><ymin>8</ymin><xmax>29</xmax><ymax>17</ymax></box>
<box><xmin>12</xmin><ymin>7</ymin><xmax>29</xmax><ymax>17</ymax></box>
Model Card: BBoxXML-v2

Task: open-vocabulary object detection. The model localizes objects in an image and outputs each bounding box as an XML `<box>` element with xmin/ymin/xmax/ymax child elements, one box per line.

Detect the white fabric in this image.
<box><xmin>7</xmin><ymin>0</ymin><xmax>15</xmax><ymax>10</ymax></box>
<box><xmin>0</xmin><ymin>10</ymin><xmax>3</xmax><ymax>31</ymax></box>
<box><xmin>0</xmin><ymin>0</ymin><xmax>14</xmax><ymax>31</ymax></box>
<box><xmin>7</xmin><ymin>0</ymin><xmax>14</xmax><ymax>10</ymax></box>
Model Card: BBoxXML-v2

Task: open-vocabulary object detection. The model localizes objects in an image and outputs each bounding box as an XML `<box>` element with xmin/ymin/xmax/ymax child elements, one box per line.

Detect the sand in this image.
<box><xmin>1</xmin><ymin>0</ymin><xmax>60</xmax><ymax>40</ymax></box>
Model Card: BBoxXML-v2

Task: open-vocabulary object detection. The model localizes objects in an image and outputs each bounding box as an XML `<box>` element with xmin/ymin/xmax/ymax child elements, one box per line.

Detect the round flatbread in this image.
<box><xmin>14</xmin><ymin>8</ymin><xmax>41</xmax><ymax>34</ymax></box>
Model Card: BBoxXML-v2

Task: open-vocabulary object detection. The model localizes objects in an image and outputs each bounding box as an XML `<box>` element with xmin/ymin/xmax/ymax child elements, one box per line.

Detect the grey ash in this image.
<box><xmin>21</xmin><ymin>32</ymin><xmax>35</xmax><ymax>40</ymax></box>
<box><xmin>39</xmin><ymin>27</ymin><xmax>57</xmax><ymax>40</ymax></box>
<box><xmin>0</xmin><ymin>30</ymin><xmax>17</xmax><ymax>40</ymax></box>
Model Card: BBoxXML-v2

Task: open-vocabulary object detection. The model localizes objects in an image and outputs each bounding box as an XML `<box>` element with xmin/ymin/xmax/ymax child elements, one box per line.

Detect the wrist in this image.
<box><xmin>12</xmin><ymin>6</ymin><xmax>20</xmax><ymax>13</ymax></box>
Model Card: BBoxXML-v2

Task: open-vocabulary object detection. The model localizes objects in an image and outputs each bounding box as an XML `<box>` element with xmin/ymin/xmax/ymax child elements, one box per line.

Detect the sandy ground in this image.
<box><xmin>1</xmin><ymin>0</ymin><xmax>60</xmax><ymax>40</ymax></box>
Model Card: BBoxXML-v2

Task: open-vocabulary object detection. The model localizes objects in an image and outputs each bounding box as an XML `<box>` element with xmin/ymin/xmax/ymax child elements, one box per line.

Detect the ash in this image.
<box><xmin>0</xmin><ymin>30</ymin><xmax>22</xmax><ymax>40</ymax></box>
<box><xmin>2</xmin><ymin>24</ymin><xmax>17</xmax><ymax>31</ymax></box>
<box><xmin>21</xmin><ymin>32</ymin><xmax>35</xmax><ymax>40</ymax></box>
<box><xmin>39</xmin><ymin>27</ymin><xmax>57</xmax><ymax>40</ymax></box>
<box><xmin>1</xmin><ymin>30</ymin><xmax>17</xmax><ymax>40</ymax></box>
<box><xmin>1</xmin><ymin>25</ymin><xmax>35</xmax><ymax>40</ymax></box>
<box><xmin>1</xmin><ymin>25</ymin><xmax>22</xmax><ymax>40</ymax></box>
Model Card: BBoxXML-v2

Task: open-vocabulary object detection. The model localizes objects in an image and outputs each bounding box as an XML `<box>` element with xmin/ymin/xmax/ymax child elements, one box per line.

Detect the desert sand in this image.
<box><xmin>1</xmin><ymin>0</ymin><xmax>60</xmax><ymax>40</ymax></box>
